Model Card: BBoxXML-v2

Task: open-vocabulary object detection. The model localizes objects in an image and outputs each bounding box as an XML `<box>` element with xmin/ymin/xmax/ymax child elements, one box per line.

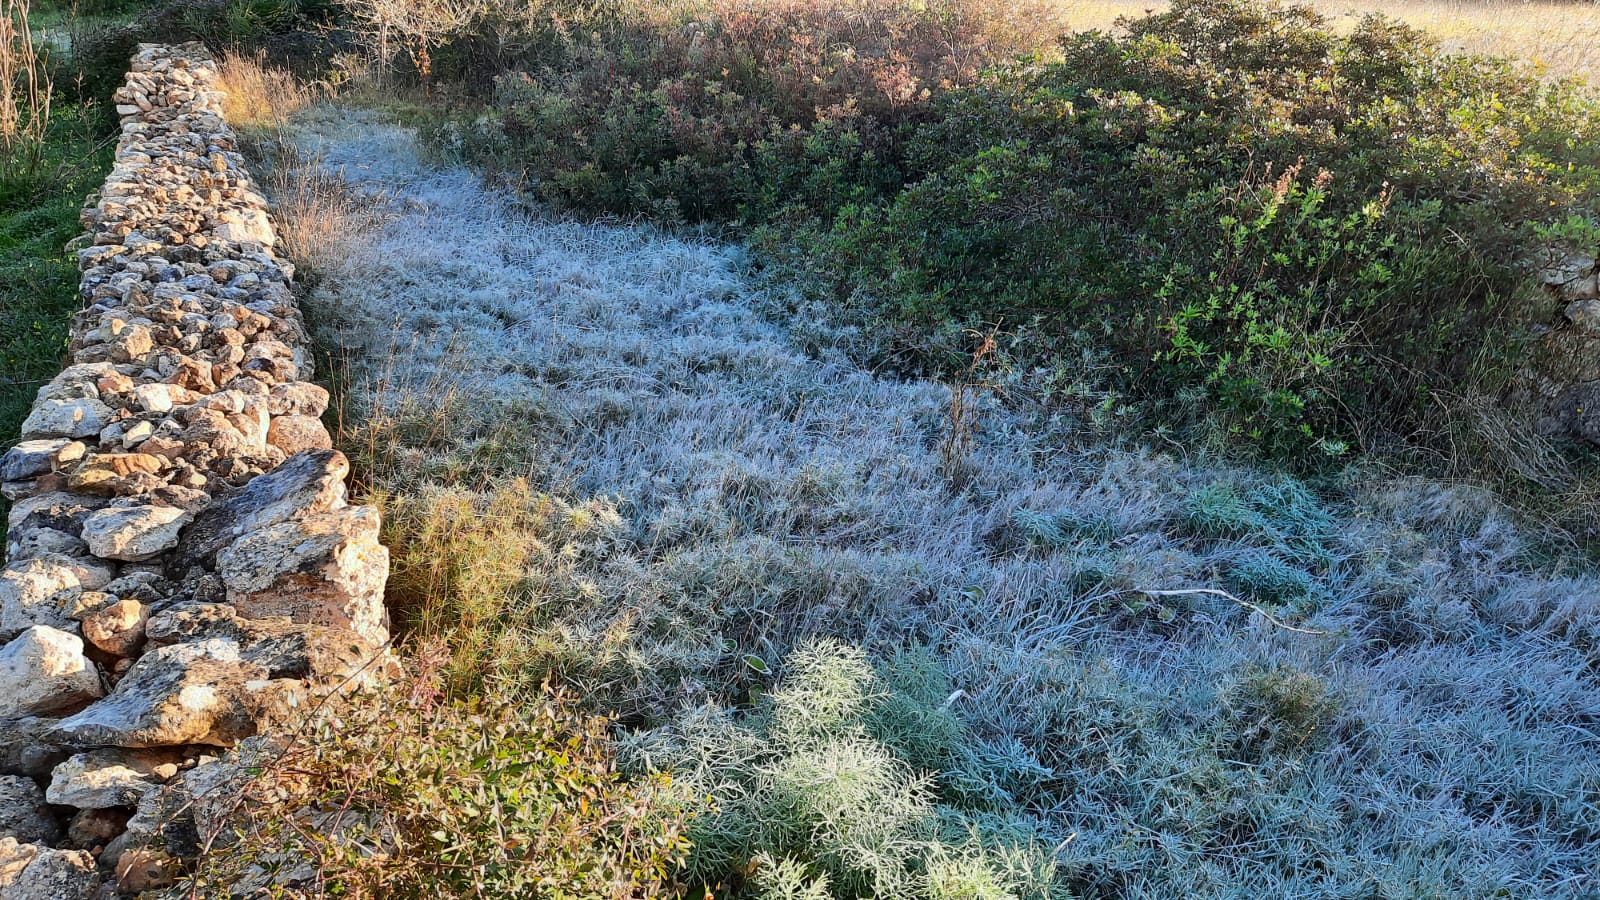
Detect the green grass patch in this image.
<box><xmin>1</xmin><ymin>106</ymin><xmax>112</xmax><ymax>519</ymax></box>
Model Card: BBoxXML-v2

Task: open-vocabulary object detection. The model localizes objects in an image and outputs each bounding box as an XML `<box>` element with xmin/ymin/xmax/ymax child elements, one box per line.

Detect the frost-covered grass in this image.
<box><xmin>264</xmin><ymin>105</ymin><xmax>1600</xmax><ymax>898</ymax></box>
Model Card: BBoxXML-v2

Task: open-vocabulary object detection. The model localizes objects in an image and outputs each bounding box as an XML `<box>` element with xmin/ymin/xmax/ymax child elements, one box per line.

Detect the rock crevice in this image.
<box><xmin>0</xmin><ymin>43</ymin><xmax>389</xmax><ymax>898</ymax></box>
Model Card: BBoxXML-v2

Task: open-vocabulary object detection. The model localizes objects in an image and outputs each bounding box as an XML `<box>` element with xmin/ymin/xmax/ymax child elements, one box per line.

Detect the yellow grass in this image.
<box><xmin>216</xmin><ymin>50</ymin><xmax>324</xmax><ymax>132</ymax></box>
<box><xmin>1052</xmin><ymin>0</ymin><xmax>1600</xmax><ymax>80</ymax></box>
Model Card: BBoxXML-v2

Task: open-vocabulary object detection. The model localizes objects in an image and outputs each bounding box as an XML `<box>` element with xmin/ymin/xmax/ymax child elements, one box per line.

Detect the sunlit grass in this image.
<box><xmin>1055</xmin><ymin>0</ymin><xmax>1600</xmax><ymax>79</ymax></box>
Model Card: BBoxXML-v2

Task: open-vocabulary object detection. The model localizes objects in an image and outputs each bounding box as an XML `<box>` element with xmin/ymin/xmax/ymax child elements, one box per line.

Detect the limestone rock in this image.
<box><xmin>63</xmin><ymin>807</ymin><xmax>129</xmax><ymax>852</ymax></box>
<box><xmin>0</xmin><ymin>718</ymin><xmax>69</xmax><ymax>780</ymax></box>
<box><xmin>78</xmin><ymin>599</ymin><xmax>148</xmax><ymax>659</ymax></box>
<box><xmin>47</xmin><ymin>639</ymin><xmax>266</xmax><ymax>748</ymax></box>
<box><xmin>100</xmin><ymin>761</ymin><xmax>205</xmax><ymax>888</ymax></box>
<box><xmin>266</xmin><ymin>381</ymin><xmax>329</xmax><ymax>417</ymax></box>
<box><xmin>112</xmin><ymin>846</ymin><xmax>178</xmax><ymax>895</ymax></box>
<box><xmin>64</xmin><ymin>454</ymin><xmax>164</xmax><ymax>497</ymax></box>
<box><xmin>0</xmin><ymin>627</ymin><xmax>103</xmax><ymax>718</ymax></box>
<box><xmin>0</xmin><ymin>776</ymin><xmax>58</xmax><ymax>845</ymax></box>
<box><xmin>79</xmin><ymin>505</ymin><xmax>192</xmax><ymax>562</ymax></box>
<box><xmin>218</xmin><ymin>506</ymin><xmax>389</xmax><ymax>647</ymax></box>
<box><xmin>174</xmin><ymin>449</ymin><xmax>347</xmax><ymax>569</ymax></box>
<box><xmin>5</xmin><ymin>527</ymin><xmax>87</xmax><ymax>563</ymax></box>
<box><xmin>48</xmin><ymin>555</ymin><xmax>115</xmax><ymax>593</ymax></box>
<box><xmin>20</xmin><ymin>399</ymin><xmax>113</xmax><ymax>440</ymax></box>
<box><xmin>1564</xmin><ymin>299</ymin><xmax>1600</xmax><ymax>336</ymax></box>
<box><xmin>0</xmin><ymin>837</ymin><xmax>101</xmax><ymax>899</ymax></box>
<box><xmin>147</xmin><ymin>602</ymin><xmax>389</xmax><ymax>686</ymax></box>
<box><xmin>265</xmin><ymin>415</ymin><xmax>331</xmax><ymax>455</ymax></box>
<box><xmin>0</xmin><ymin>559</ymin><xmax>82</xmax><ymax>639</ymax></box>
<box><xmin>47</xmin><ymin>749</ymin><xmax>182</xmax><ymax>809</ymax></box>
<box><xmin>5</xmin><ymin>493</ymin><xmax>106</xmax><ymax>542</ymax></box>
<box><xmin>0</xmin><ymin>441</ymin><xmax>73</xmax><ymax>483</ymax></box>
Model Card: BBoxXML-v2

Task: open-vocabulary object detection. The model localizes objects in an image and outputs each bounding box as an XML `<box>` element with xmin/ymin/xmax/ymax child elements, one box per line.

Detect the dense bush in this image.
<box><xmin>458</xmin><ymin>0</ymin><xmax>1600</xmax><ymax>461</ymax></box>
<box><xmin>792</xmin><ymin>1</ymin><xmax>1600</xmax><ymax>457</ymax></box>
<box><xmin>441</xmin><ymin>0</ymin><xmax>1062</xmax><ymax>221</ymax></box>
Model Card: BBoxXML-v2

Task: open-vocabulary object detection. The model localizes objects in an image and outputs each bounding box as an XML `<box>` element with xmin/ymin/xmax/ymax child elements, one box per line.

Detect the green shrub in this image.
<box><xmin>446</xmin><ymin>0</ymin><xmax>1062</xmax><ymax>223</ymax></box>
<box><xmin>378</xmin><ymin>479</ymin><xmax>627</xmax><ymax>696</ymax></box>
<box><xmin>175</xmin><ymin>673</ymin><xmax>692</xmax><ymax>900</ymax></box>
<box><xmin>1222</xmin><ymin>550</ymin><xmax>1320</xmax><ymax>607</ymax></box>
<box><xmin>793</xmin><ymin>0</ymin><xmax>1600</xmax><ymax>459</ymax></box>
<box><xmin>1176</xmin><ymin>477</ymin><xmax>1333</xmax><ymax>561</ymax></box>
<box><xmin>452</xmin><ymin>0</ymin><xmax>1599</xmax><ymax>462</ymax></box>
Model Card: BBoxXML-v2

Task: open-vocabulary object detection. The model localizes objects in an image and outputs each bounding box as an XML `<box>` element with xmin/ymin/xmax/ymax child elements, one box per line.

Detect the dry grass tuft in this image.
<box><xmin>256</xmin><ymin>140</ymin><xmax>393</xmax><ymax>278</ymax></box>
<box><xmin>217</xmin><ymin>50</ymin><xmax>325</xmax><ymax>133</ymax></box>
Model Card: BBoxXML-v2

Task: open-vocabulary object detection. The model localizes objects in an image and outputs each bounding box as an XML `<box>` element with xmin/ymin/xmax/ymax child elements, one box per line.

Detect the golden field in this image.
<box><xmin>1055</xmin><ymin>0</ymin><xmax>1600</xmax><ymax>78</ymax></box>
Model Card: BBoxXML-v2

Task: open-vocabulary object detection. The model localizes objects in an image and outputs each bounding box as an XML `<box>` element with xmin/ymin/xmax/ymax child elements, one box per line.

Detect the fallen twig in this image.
<box><xmin>1133</xmin><ymin>587</ymin><xmax>1329</xmax><ymax>636</ymax></box>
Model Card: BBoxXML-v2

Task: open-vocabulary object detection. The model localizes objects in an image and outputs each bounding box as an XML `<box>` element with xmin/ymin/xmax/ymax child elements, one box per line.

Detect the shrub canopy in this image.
<box><xmin>460</xmin><ymin>0</ymin><xmax>1600</xmax><ymax>459</ymax></box>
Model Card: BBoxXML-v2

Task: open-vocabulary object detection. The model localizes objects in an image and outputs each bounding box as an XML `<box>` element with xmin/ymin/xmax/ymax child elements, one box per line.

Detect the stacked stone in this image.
<box><xmin>0</xmin><ymin>43</ymin><xmax>389</xmax><ymax>898</ymax></box>
<box><xmin>1532</xmin><ymin>253</ymin><xmax>1600</xmax><ymax>444</ymax></box>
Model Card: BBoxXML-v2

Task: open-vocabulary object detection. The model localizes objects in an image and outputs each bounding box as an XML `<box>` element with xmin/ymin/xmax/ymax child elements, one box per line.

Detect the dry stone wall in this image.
<box><xmin>1529</xmin><ymin>253</ymin><xmax>1600</xmax><ymax>444</ymax></box>
<box><xmin>0</xmin><ymin>43</ymin><xmax>390</xmax><ymax>898</ymax></box>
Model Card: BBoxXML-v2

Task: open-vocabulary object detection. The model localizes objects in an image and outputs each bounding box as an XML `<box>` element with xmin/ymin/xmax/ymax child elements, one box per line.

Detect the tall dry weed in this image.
<box><xmin>261</xmin><ymin>143</ymin><xmax>391</xmax><ymax>277</ymax></box>
<box><xmin>0</xmin><ymin>0</ymin><xmax>51</xmax><ymax>168</ymax></box>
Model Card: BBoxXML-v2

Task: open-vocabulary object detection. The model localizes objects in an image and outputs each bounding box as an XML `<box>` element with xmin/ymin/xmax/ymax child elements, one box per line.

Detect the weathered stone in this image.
<box><xmin>0</xmin><ymin>836</ymin><xmax>28</xmax><ymax>883</ymax></box>
<box><xmin>100</xmin><ymin>572</ymin><xmax>172</xmax><ymax>607</ymax></box>
<box><xmin>1565</xmin><ymin>299</ymin><xmax>1600</xmax><ymax>336</ymax></box>
<box><xmin>0</xmin><ymin>558</ymin><xmax>82</xmax><ymax>638</ymax></box>
<box><xmin>79</xmin><ymin>505</ymin><xmax>192</xmax><ymax>562</ymax></box>
<box><xmin>3</xmin><ymin>527</ymin><xmax>86</xmax><ymax>563</ymax></box>
<box><xmin>0</xmin><ymin>441</ymin><xmax>71</xmax><ymax>483</ymax></box>
<box><xmin>78</xmin><ymin>599</ymin><xmax>147</xmax><ymax>658</ymax></box>
<box><xmin>130</xmin><ymin>382</ymin><xmax>193</xmax><ymax>414</ymax></box>
<box><xmin>46</xmin><ymin>749</ymin><xmax>182</xmax><ymax>809</ymax></box>
<box><xmin>218</xmin><ymin>506</ymin><xmax>389</xmax><ymax>647</ymax></box>
<box><xmin>64</xmin><ymin>453</ymin><xmax>164</xmax><ymax>496</ymax></box>
<box><xmin>100</xmin><ymin>761</ymin><xmax>203</xmax><ymax>891</ymax></box>
<box><xmin>266</xmin><ymin>381</ymin><xmax>329</xmax><ymax>417</ymax></box>
<box><xmin>0</xmin><ymin>718</ymin><xmax>69</xmax><ymax>780</ymax></box>
<box><xmin>113</xmin><ymin>846</ymin><xmax>179</xmax><ymax>895</ymax></box>
<box><xmin>49</xmin><ymin>555</ymin><xmax>115</xmax><ymax>593</ymax></box>
<box><xmin>265</xmin><ymin>415</ymin><xmax>331</xmax><ymax>455</ymax></box>
<box><xmin>107</xmin><ymin>325</ymin><xmax>154</xmax><ymax>364</ymax></box>
<box><xmin>0</xmin><ymin>837</ymin><xmax>100</xmax><ymax>898</ymax></box>
<box><xmin>34</xmin><ymin>365</ymin><xmax>111</xmax><ymax>404</ymax></box>
<box><xmin>19</xmin><ymin>398</ymin><xmax>113</xmax><ymax>440</ymax></box>
<box><xmin>147</xmin><ymin>602</ymin><xmax>390</xmax><ymax>686</ymax></box>
<box><xmin>47</xmin><ymin>639</ymin><xmax>267</xmax><ymax>748</ymax></box>
<box><xmin>0</xmin><ymin>776</ymin><xmax>58</xmax><ymax>844</ymax></box>
<box><xmin>0</xmin><ymin>627</ymin><xmax>102</xmax><ymax>717</ymax></box>
<box><xmin>120</xmin><ymin>419</ymin><xmax>154</xmax><ymax>449</ymax></box>
<box><xmin>174</xmin><ymin>449</ymin><xmax>347</xmax><ymax>569</ymax></box>
<box><xmin>5</xmin><ymin>492</ymin><xmax>106</xmax><ymax>538</ymax></box>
